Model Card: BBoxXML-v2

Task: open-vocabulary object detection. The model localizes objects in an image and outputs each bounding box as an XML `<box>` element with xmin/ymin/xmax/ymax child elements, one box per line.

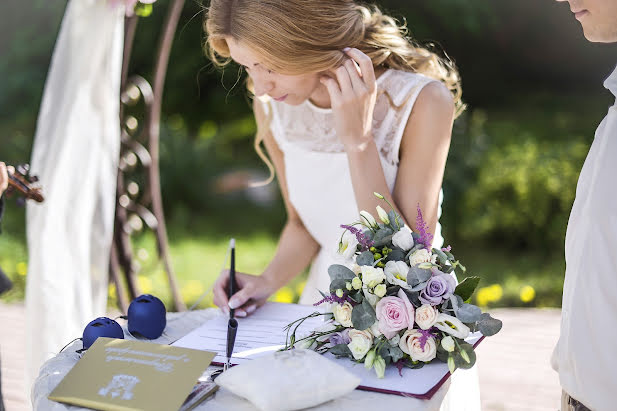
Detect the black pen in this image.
<box><xmin>225</xmin><ymin>238</ymin><xmax>238</xmax><ymax>371</ymax></box>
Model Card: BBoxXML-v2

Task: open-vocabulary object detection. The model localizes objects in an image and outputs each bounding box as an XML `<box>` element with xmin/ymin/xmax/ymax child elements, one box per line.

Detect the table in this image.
<box><xmin>32</xmin><ymin>309</ymin><xmax>448</xmax><ymax>410</ymax></box>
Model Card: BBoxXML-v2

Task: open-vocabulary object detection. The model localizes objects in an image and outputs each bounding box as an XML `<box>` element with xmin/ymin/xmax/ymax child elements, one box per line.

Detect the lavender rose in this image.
<box><xmin>419</xmin><ymin>273</ymin><xmax>457</xmax><ymax>306</ymax></box>
<box><xmin>328</xmin><ymin>329</ymin><xmax>351</xmax><ymax>347</ymax></box>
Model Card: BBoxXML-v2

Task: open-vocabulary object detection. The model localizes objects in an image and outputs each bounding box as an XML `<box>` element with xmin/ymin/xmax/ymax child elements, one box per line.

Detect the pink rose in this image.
<box><xmin>375</xmin><ymin>290</ymin><xmax>415</xmax><ymax>339</ymax></box>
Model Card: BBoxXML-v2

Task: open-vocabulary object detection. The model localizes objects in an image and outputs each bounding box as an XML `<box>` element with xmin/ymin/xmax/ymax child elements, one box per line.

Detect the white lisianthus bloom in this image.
<box><xmin>399</xmin><ymin>329</ymin><xmax>437</xmax><ymax>362</ymax></box>
<box><xmin>415</xmin><ymin>304</ymin><xmax>439</xmax><ymax>330</ymax></box>
<box><xmin>360</xmin><ymin>210</ymin><xmax>378</xmax><ymax>229</ymax></box>
<box><xmin>347</xmin><ymin>329</ymin><xmax>374</xmax><ymax>360</ymax></box>
<box><xmin>384</xmin><ymin>260</ymin><xmax>412</xmax><ymax>290</ymax></box>
<box><xmin>338</xmin><ymin>231</ymin><xmax>359</xmax><ymax>260</ymax></box>
<box><xmin>376</xmin><ymin>206</ymin><xmax>390</xmax><ymax>224</ymax></box>
<box><xmin>361</xmin><ymin>265</ymin><xmax>385</xmax><ymax>288</ymax></box>
<box><xmin>409</xmin><ymin>248</ymin><xmax>433</xmax><ymax>267</ymax></box>
<box><xmin>374</xmin><ymin>283</ymin><xmax>387</xmax><ymax>298</ymax></box>
<box><xmin>373</xmin><ymin>356</ymin><xmax>386</xmax><ymax>379</ymax></box>
<box><xmin>332</xmin><ymin>302</ymin><xmax>354</xmax><ymax>327</ymax></box>
<box><xmin>441</xmin><ymin>336</ymin><xmax>455</xmax><ymax>352</ymax></box>
<box><xmin>392</xmin><ymin>226</ymin><xmax>414</xmax><ymax>251</ymax></box>
<box><xmin>434</xmin><ymin>313</ymin><xmax>470</xmax><ymax>339</ymax></box>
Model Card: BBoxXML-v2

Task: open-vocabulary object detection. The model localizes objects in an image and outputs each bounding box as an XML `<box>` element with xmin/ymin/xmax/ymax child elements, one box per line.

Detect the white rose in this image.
<box><xmin>441</xmin><ymin>336</ymin><xmax>455</xmax><ymax>352</ymax></box>
<box><xmin>351</xmin><ymin>263</ymin><xmax>362</xmax><ymax>275</ymax></box>
<box><xmin>399</xmin><ymin>329</ymin><xmax>437</xmax><ymax>362</ymax></box>
<box><xmin>392</xmin><ymin>226</ymin><xmax>414</xmax><ymax>251</ymax></box>
<box><xmin>361</xmin><ymin>266</ymin><xmax>385</xmax><ymax>288</ymax></box>
<box><xmin>409</xmin><ymin>248</ymin><xmax>433</xmax><ymax>267</ymax></box>
<box><xmin>384</xmin><ymin>260</ymin><xmax>412</xmax><ymax>290</ymax></box>
<box><xmin>360</xmin><ymin>210</ymin><xmax>378</xmax><ymax>228</ymax></box>
<box><xmin>347</xmin><ymin>329</ymin><xmax>374</xmax><ymax>360</ymax></box>
<box><xmin>434</xmin><ymin>313</ymin><xmax>470</xmax><ymax>339</ymax></box>
<box><xmin>338</xmin><ymin>231</ymin><xmax>359</xmax><ymax>260</ymax></box>
<box><xmin>376</xmin><ymin>206</ymin><xmax>390</xmax><ymax>224</ymax></box>
<box><xmin>415</xmin><ymin>304</ymin><xmax>439</xmax><ymax>330</ymax></box>
<box><xmin>332</xmin><ymin>302</ymin><xmax>354</xmax><ymax>327</ymax></box>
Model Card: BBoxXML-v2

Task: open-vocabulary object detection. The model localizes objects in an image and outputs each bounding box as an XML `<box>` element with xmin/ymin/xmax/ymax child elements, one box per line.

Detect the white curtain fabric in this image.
<box><xmin>25</xmin><ymin>0</ymin><xmax>124</xmax><ymax>395</ymax></box>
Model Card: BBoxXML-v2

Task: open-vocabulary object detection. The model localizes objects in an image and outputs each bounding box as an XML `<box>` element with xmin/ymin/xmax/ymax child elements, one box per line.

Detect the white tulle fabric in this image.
<box><xmin>25</xmin><ymin>0</ymin><xmax>124</xmax><ymax>396</ymax></box>
<box><xmin>261</xmin><ymin>69</ymin><xmax>479</xmax><ymax>410</ymax></box>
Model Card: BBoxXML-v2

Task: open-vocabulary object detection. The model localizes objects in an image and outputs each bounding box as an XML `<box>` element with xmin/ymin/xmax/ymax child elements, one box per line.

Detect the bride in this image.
<box><xmin>206</xmin><ymin>0</ymin><xmax>479</xmax><ymax>408</ymax></box>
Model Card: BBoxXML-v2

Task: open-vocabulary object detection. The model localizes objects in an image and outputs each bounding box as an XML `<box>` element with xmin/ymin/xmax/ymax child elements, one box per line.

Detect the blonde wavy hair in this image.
<box><xmin>204</xmin><ymin>0</ymin><xmax>464</xmax><ymax>185</ymax></box>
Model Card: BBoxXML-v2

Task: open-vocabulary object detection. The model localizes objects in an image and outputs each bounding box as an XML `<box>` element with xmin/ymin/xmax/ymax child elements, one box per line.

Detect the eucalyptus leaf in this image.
<box><xmin>407</xmin><ymin>266</ymin><xmax>432</xmax><ymax>286</ymax></box>
<box><xmin>454</xmin><ymin>276</ymin><xmax>481</xmax><ymax>302</ymax></box>
<box><xmin>477</xmin><ymin>313</ymin><xmax>503</xmax><ymax>336</ymax></box>
<box><xmin>450</xmin><ymin>295</ymin><xmax>463</xmax><ymax>313</ymax></box>
<box><xmin>444</xmin><ymin>251</ymin><xmax>455</xmax><ymax>260</ymax></box>
<box><xmin>330</xmin><ymin>278</ymin><xmax>348</xmax><ymax>294</ymax></box>
<box><xmin>387</xmin><ymin>346</ymin><xmax>405</xmax><ymax>363</ymax></box>
<box><xmin>351</xmin><ymin>299</ymin><xmax>377</xmax><ymax>330</ymax></box>
<box><xmin>388</xmin><ymin>210</ymin><xmax>402</xmax><ymax>229</ymax></box>
<box><xmin>356</xmin><ymin>251</ymin><xmax>374</xmax><ymax>266</ymax></box>
<box><xmin>386</xmin><ymin>285</ymin><xmax>401</xmax><ymax>296</ymax></box>
<box><xmin>456</xmin><ymin>303</ymin><xmax>482</xmax><ymax>323</ymax></box>
<box><xmin>349</xmin><ymin>290</ymin><xmax>364</xmax><ymax>304</ymax></box>
<box><xmin>409</xmin><ymin>281</ymin><xmax>429</xmax><ymax>292</ymax></box>
<box><xmin>373</xmin><ymin>227</ymin><xmax>394</xmax><ymax>247</ymax></box>
<box><xmin>403</xmin><ymin>290</ymin><xmax>422</xmax><ymax>307</ymax></box>
<box><xmin>432</xmin><ymin>248</ymin><xmax>449</xmax><ymax>265</ymax></box>
<box><xmin>329</xmin><ymin>343</ymin><xmax>353</xmax><ymax>358</ymax></box>
<box><xmin>385</xmin><ymin>249</ymin><xmax>405</xmax><ymax>262</ymax></box>
<box><xmin>328</xmin><ymin>264</ymin><xmax>356</xmax><ymax>282</ymax></box>
<box><xmin>453</xmin><ymin>343</ymin><xmax>477</xmax><ymax>369</ymax></box>
<box><xmin>443</xmin><ymin>265</ymin><xmax>455</xmax><ymax>274</ymax></box>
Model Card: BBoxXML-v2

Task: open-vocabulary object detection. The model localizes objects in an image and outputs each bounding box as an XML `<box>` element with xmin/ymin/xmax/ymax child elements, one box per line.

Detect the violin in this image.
<box><xmin>5</xmin><ymin>163</ymin><xmax>44</xmax><ymax>203</ymax></box>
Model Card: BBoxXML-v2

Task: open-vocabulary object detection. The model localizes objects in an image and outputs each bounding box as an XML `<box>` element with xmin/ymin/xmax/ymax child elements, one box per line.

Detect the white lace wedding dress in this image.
<box><xmin>260</xmin><ymin>68</ymin><xmax>481</xmax><ymax>410</ymax></box>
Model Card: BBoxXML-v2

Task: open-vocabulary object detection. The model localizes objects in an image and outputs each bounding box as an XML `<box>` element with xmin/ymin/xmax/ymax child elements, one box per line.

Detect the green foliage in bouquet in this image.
<box><xmin>284</xmin><ymin>193</ymin><xmax>502</xmax><ymax>378</ymax></box>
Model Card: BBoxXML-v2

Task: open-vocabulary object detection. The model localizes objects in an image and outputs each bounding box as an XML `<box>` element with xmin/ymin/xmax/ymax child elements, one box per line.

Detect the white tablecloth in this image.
<box><xmin>32</xmin><ymin>309</ymin><xmax>448</xmax><ymax>410</ymax></box>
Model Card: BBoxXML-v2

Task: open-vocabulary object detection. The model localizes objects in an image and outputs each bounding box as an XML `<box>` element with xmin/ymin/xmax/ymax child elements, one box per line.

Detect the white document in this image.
<box><xmin>172</xmin><ymin>302</ymin><xmax>325</xmax><ymax>365</ymax></box>
<box><xmin>172</xmin><ymin>302</ymin><xmax>482</xmax><ymax>398</ymax></box>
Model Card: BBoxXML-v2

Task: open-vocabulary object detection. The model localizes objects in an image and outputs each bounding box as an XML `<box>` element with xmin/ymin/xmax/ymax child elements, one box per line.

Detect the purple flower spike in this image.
<box><xmin>416</xmin><ymin>205</ymin><xmax>433</xmax><ymax>250</ymax></box>
<box><xmin>442</xmin><ymin>245</ymin><xmax>452</xmax><ymax>252</ymax></box>
<box><xmin>314</xmin><ymin>292</ymin><xmax>356</xmax><ymax>307</ymax></box>
<box><xmin>418</xmin><ymin>328</ymin><xmax>438</xmax><ymax>350</ymax></box>
<box><xmin>340</xmin><ymin>224</ymin><xmax>374</xmax><ymax>251</ymax></box>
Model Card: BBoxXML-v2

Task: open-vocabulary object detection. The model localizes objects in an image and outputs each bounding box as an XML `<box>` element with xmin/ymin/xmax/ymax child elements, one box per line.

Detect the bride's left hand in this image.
<box><xmin>320</xmin><ymin>48</ymin><xmax>377</xmax><ymax>152</ymax></box>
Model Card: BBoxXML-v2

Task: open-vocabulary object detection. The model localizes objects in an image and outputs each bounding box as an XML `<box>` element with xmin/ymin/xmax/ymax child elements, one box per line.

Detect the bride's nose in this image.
<box><xmin>253</xmin><ymin>78</ymin><xmax>274</xmax><ymax>97</ymax></box>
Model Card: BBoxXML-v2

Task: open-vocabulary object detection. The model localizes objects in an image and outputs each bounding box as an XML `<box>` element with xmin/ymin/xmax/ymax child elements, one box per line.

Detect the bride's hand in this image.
<box><xmin>212</xmin><ymin>269</ymin><xmax>277</xmax><ymax>317</ymax></box>
<box><xmin>320</xmin><ymin>48</ymin><xmax>377</xmax><ymax>152</ymax></box>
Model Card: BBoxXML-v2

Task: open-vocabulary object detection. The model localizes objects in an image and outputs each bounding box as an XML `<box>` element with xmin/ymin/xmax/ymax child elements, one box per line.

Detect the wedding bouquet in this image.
<box><xmin>284</xmin><ymin>193</ymin><xmax>502</xmax><ymax>378</ymax></box>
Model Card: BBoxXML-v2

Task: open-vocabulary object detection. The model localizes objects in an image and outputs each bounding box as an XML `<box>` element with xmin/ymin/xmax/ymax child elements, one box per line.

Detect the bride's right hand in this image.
<box><xmin>212</xmin><ymin>269</ymin><xmax>277</xmax><ymax>317</ymax></box>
